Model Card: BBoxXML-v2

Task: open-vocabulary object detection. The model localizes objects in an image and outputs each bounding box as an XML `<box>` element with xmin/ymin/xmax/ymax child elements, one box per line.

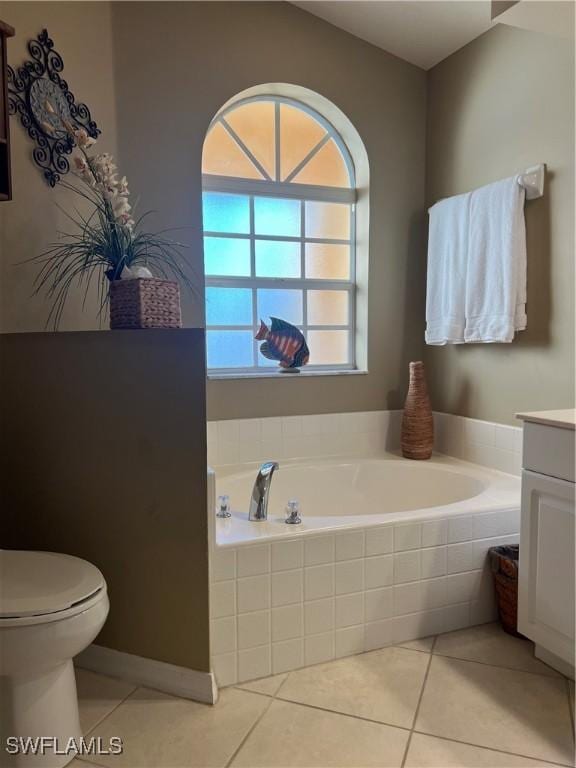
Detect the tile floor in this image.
<box><xmin>73</xmin><ymin>623</ymin><xmax>574</xmax><ymax>768</ymax></box>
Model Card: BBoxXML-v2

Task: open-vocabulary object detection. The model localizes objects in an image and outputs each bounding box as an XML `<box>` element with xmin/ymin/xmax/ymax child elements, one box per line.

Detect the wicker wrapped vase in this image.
<box><xmin>401</xmin><ymin>361</ymin><xmax>434</xmax><ymax>460</ymax></box>
<box><xmin>109</xmin><ymin>278</ymin><xmax>182</xmax><ymax>330</ymax></box>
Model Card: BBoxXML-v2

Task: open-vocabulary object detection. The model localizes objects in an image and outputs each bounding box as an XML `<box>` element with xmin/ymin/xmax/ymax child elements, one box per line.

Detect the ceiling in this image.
<box><xmin>292</xmin><ymin>1</ymin><xmax>496</xmax><ymax>69</ymax></box>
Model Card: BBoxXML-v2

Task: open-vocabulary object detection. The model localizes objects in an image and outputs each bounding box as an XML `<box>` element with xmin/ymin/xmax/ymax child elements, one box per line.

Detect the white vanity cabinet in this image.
<box><xmin>517</xmin><ymin>410</ymin><xmax>575</xmax><ymax>678</ymax></box>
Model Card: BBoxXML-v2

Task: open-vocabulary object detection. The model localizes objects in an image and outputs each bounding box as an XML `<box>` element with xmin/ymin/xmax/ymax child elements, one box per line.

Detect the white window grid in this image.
<box><xmin>203</xmin><ymin>96</ymin><xmax>357</xmax><ymax>374</ymax></box>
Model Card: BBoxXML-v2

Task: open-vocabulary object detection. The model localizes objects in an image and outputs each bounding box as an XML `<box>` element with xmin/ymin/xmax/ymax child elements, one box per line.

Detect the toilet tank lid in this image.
<box><xmin>0</xmin><ymin>550</ymin><xmax>105</xmax><ymax>618</ymax></box>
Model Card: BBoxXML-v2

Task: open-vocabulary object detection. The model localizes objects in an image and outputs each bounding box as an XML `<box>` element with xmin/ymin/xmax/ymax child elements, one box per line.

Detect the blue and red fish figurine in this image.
<box><xmin>255</xmin><ymin>317</ymin><xmax>310</xmax><ymax>371</ymax></box>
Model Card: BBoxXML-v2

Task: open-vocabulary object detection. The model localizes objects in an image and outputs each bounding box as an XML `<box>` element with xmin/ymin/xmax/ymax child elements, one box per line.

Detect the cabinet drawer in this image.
<box><xmin>523</xmin><ymin>423</ymin><xmax>575</xmax><ymax>482</ymax></box>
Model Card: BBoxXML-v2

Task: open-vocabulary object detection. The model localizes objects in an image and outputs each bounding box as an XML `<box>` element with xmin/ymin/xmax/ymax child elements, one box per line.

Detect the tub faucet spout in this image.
<box><xmin>249</xmin><ymin>461</ymin><xmax>279</xmax><ymax>521</ymax></box>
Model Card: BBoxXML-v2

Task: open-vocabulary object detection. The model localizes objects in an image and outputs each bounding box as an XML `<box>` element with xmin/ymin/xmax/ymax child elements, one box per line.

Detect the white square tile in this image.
<box><xmin>238</xmin><ymin>418</ymin><xmax>261</xmax><ymax>443</ymax></box>
<box><xmin>211</xmin><ymin>548</ymin><xmax>236</xmax><ymax>582</ymax></box>
<box><xmin>218</xmin><ymin>420</ymin><xmax>240</xmax><ymax>444</ymax></box>
<box><xmin>393</xmin><ymin>607</ymin><xmax>444</xmax><ymax>643</ymax></box>
<box><xmin>365</xmin><ymin>526</ymin><xmax>394</xmax><ymax>556</ymax></box>
<box><xmin>365</xmin><ymin>587</ymin><xmax>393</xmax><ymax>622</ymax></box>
<box><xmin>238</xmin><ymin>575</ymin><xmax>271</xmax><ymax>613</ymax></box>
<box><xmin>394</xmin><ymin>551</ymin><xmax>421</xmax><ymax>584</ymax></box>
<box><xmin>393</xmin><ymin>582</ymin><xmax>422</xmax><ymax>616</ymax></box>
<box><xmin>448</xmin><ymin>516</ymin><xmax>474</xmax><ymax>543</ymax></box>
<box><xmin>472</xmin><ymin>509</ymin><xmax>519</xmax><ymax>540</ymax></box>
<box><xmin>212</xmin><ymin>652</ymin><xmax>237</xmax><ymax>687</ymax></box>
<box><xmin>218</xmin><ymin>440</ymin><xmax>241</xmax><ymax>465</ymax></box>
<box><xmin>272</xmin><ymin>540</ymin><xmax>303</xmax><ymax>572</ymax></box>
<box><xmin>421</xmin><ymin>547</ymin><xmax>446</xmax><ymax>579</ymax></box>
<box><xmin>261</xmin><ymin>417</ymin><xmax>283</xmax><ymax>442</ymax></box>
<box><xmin>495</xmin><ymin>424</ymin><xmax>521</xmax><ymax>453</ymax></box>
<box><xmin>238</xmin><ymin>610</ymin><xmax>271</xmax><ymax>650</ymax></box>
<box><xmin>444</xmin><ymin>572</ymin><xmax>478</xmax><ymax>605</ymax></box>
<box><xmin>304</xmin><ymin>598</ymin><xmax>334</xmax><ymax>636</ymax></box>
<box><xmin>304</xmin><ymin>535</ymin><xmax>335</xmax><ymax>566</ymax></box>
<box><xmin>260</xmin><ymin>438</ymin><xmax>284</xmax><ymax>461</ymax></box>
<box><xmin>335</xmin><ymin>559</ymin><xmax>364</xmax><ymax>595</ymax></box>
<box><xmin>210</xmin><ymin>581</ymin><xmax>236</xmax><ymax>618</ymax></box>
<box><xmin>443</xmin><ymin>602</ymin><xmax>470</xmax><ymax>632</ymax></box>
<box><xmin>462</xmin><ymin>418</ymin><xmax>495</xmax><ymax>447</ymax></box>
<box><xmin>305</xmin><ymin>632</ymin><xmax>335</xmax><ymax>666</ymax></box>
<box><xmin>421</xmin><ymin>520</ymin><xmax>447</xmax><ymax>548</ymax></box>
<box><xmin>394</xmin><ymin>523</ymin><xmax>422</xmax><ymax>551</ymax></box>
<box><xmin>335</xmin><ymin>592</ymin><xmax>364</xmax><ymax>628</ymax></box>
<box><xmin>282</xmin><ymin>416</ymin><xmax>303</xmax><ymax>438</ymax></box>
<box><xmin>238</xmin><ymin>645</ymin><xmax>271</xmax><ymax>683</ymax></box>
<box><xmin>271</xmin><ymin>570</ymin><xmax>303</xmax><ymax>607</ymax></box>
<box><xmin>365</xmin><ymin>554</ymin><xmax>394</xmax><ymax>589</ymax></box>
<box><xmin>364</xmin><ymin>618</ymin><xmax>393</xmax><ymax>651</ymax></box>
<box><xmin>237</xmin><ymin>544</ymin><xmax>270</xmax><ymax>578</ymax></box>
<box><xmin>272</xmin><ymin>604</ymin><xmax>303</xmax><ymax>642</ymax></box>
<box><xmin>420</xmin><ymin>577</ymin><xmax>446</xmax><ymax>610</ymax></box>
<box><xmin>470</xmin><ymin>596</ymin><xmax>498</xmax><ymax>624</ymax></box>
<box><xmin>272</xmin><ymin>638</ymin><xmax>303</xmax><ymax>674</ymax></box>
<box><xmin>304</xmin><ymin>564</ymin><xmax>334</xmax><ymax>601</ymax></box>
<box><xmin>207</xmin><ymin>421</ymin><xmax>218</xmax><ymax>443</ymax></box>
<box><xmin>211</xmin><ymin>616</ymin><xmax>236</xmax><ymax>655</ymax></box>
<box><xmin>446</xmin><ymin>543</ymin><xmax>475</xmax><ymax>574</ymax></box>
<box><xmin>335</xmin><ymin>626</ymin><xmax>365</xmax><ymax>658</ymax></box>
<box><xmin>335</xmin><ymin>530</ymin><xmax>364</xmax><ymax>561</ymax></box>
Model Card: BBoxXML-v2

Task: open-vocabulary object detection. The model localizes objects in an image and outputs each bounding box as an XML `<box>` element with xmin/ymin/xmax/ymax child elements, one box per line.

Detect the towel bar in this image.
<box><xmin>518</xmin><ymin>164</ymin><xmax>545</xmax><ymax>200</ymax></box>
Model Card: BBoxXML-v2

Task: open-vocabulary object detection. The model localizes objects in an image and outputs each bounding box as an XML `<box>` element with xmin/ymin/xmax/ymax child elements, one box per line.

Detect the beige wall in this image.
<box><xmin>1</xmin><ymin>2</ymin><xmax>118</xmax><ymax>333</ymax></box>
<box><xmin>425</xmin><ymin>23</ymin><xmax>575</xmax><ymax>425</ymax></box>
<box><xmin>0</xmin><ymin>330</ymin><xmax>210</xmax><ymax>672</ymax></box>
<box><xmin>111</xmin><ymin>1</ymin><xmax>427</xmax><ymax>420</ymax></box>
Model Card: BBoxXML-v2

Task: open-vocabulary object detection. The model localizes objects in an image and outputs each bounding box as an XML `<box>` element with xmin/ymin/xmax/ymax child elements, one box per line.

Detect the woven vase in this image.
<box><xmin>109</xmin><ymin>278</ymin><xmax>182</xmax><ymax>330</ymax></box>
<box><xmin>401</xmin><ymin>361</ymin><xmax>433</xmax><ymax>460</ymax></box>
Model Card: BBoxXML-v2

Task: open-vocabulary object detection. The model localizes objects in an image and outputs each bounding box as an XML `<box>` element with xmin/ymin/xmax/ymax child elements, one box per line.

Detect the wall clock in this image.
<box><xmin>7</xmin><ymin>28</ymin><xmax>99</xmax><ymax>186</ymax></box>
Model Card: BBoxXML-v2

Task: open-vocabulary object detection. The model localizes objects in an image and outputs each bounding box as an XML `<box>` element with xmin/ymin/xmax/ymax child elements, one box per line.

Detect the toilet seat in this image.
<box><xmin>0</xmin><ymin>550</ymin><xmax>106</xmax><ymax>626</ymax></box>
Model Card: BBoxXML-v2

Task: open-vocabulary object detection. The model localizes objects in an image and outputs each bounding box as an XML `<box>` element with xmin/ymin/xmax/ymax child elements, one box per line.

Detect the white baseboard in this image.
<box><xmin>76</xmin><ymin>644</ymin><xmax>218</xmax><ymax>704</ymax></box>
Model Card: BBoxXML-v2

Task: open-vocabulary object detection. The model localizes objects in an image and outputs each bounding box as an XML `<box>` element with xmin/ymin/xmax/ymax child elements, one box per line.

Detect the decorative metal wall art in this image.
<box><xmin>7</xmin><ymin>29</ymin><xmax>100</xmax><ymax>186</ymax></box>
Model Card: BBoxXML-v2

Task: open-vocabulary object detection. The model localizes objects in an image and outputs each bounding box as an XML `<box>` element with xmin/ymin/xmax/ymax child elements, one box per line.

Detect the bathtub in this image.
<box><xmin>209</xmin><ymin>453</ymin><xmax>521</xmax><ymax>687</ymax></box>
<box><xmin>213</xmin><ymin>454</ymin><xmax>520</xmax><ymax>546</ymax></box>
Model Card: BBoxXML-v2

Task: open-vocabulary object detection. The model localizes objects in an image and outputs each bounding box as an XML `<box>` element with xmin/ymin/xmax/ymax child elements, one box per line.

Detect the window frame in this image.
<box><xmin>203</xmin><ymin>95</ymin><xmax>358</xmax><ymax>375</ymax></box>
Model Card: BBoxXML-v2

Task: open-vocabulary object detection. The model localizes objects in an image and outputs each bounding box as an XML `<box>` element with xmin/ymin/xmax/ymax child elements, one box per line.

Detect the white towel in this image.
<box><xmin>464</xmin><ymin>177</ymin><xmax>527</xmax><ymax>343</ymax></box>
<box><xmin>425</xmin><ymin>192</ymin><xmax>471</xmax><ymax>345</ymax></box>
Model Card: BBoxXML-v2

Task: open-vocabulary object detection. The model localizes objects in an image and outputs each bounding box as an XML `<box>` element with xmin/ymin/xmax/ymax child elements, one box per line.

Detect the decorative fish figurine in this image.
<box><xmin>255</xmin><ymin>317</ymin><xmax>310</xmax><ymax>371</ymax></box>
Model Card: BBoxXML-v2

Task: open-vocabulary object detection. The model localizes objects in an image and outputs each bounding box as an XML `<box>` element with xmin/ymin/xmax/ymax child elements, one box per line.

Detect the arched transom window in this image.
<box><xmin>202</xmin><ymin>96</ymin><xmax>356</xmax><ymax>373</ymax></box>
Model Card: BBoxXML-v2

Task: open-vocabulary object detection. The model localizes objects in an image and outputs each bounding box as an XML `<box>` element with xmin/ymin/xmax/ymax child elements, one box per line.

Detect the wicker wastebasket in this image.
<box><xmin>489</xmin><ymin>544</ymin><xmax>523</xmax><ymax>637</ymax></box>
<box><xmin>109</xmin><ymin>278</ymin><xmax>182</xmax><ymax>329</ymax></box>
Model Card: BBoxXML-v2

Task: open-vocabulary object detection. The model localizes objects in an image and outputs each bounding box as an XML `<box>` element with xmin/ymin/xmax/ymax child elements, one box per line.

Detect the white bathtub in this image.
<box><xmin>214</xmin><ymin>454</ymin><xmax>520</xmax><ymax>546</ymax></box>
<box><xmin>209</xmin><ymin>453</ymin><xmax>521</xmax><ymax>687</ymax></box>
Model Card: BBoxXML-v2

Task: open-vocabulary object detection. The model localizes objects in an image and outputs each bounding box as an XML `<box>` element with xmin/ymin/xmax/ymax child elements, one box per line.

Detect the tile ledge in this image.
<box><xmin>208</xmin><ymin>369</ymin><xmax>369</xmax><ymax>381</ymax></box>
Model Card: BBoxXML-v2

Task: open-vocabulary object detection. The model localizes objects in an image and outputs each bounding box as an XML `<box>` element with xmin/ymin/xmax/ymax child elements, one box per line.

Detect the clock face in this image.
<box><xmin>29</xmin><ymin>79</ymin><xmax>72</xmax><ymax>137</ymax></box>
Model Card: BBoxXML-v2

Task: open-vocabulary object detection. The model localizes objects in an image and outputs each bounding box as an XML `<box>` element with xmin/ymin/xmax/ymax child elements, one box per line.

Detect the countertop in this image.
<box><xmin>516</xmin><ymin>409</ymin><xmax>576</xmax><ymax>430</ymax></box>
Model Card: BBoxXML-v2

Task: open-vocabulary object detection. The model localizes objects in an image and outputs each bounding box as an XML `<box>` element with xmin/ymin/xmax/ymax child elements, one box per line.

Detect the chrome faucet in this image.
<box><xmin>249</xmin><ymin>461</ymin><xmax>279</xmax><ymax>521</ymax></box>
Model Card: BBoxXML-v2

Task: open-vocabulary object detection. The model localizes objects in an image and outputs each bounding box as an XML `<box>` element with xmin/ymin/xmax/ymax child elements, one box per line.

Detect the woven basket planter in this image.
<box><xmin>109</xmin><ymin>278</ymin><xmax>182</xmax><ymax>330</ymax></box>
<box><xmin>490</xmin><ymin>544</ymin><xmax>523</xmax><ymax>637</ymax></box>
<box><xmin>401</xmin><ymin>361</ymin><xmax>434</xmax><ymax>460</ymax></box>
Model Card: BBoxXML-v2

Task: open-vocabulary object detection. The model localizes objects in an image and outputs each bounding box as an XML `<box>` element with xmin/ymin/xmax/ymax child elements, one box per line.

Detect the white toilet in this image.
<box><xmin>0</xmin><ymin>550</ymin><xmax>109</xmax><ymax>768</ymax></box>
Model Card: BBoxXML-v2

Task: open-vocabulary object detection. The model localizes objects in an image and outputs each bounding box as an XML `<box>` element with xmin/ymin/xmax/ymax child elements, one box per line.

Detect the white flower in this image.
<box><xmin>73</xmin><ymin>128</ymin><xmax>96</xmax><ymax>149</ymax></box>
<box><xmin>112</xmin><ymin>196</ymin><xmax>131</xmax><ymax>217</ymax></box>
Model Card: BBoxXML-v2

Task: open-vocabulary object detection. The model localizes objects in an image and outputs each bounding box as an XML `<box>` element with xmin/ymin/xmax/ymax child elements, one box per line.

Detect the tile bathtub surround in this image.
<box><xmin>207</xmin><ymin>410</ymin><xmax>402</xmax><ymax>466</ymax></box>
<box><xmin>210</xmin><ymin>510</ymin><xmax>520</xmax><ymax>686</ymax></box>
<box><xmin>433</xmin><ymin>412</ymin><xmax>523</xmax><ymax>475</ymax></box>
<box><xmin>207</xmin><ymin>409</ymin><xmax>523</xmax><ymax>475</ymax></box>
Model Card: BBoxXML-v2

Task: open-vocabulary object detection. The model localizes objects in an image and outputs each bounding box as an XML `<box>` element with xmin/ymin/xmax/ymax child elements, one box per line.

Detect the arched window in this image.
<box><xmin>202</xmin><ymin>96</ymin><xmax>356</xmax><ymax>373</ymax></box>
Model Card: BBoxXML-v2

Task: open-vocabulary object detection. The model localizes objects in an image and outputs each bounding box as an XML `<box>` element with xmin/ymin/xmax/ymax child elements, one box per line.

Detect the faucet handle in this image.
<box><xmin>285</xmin><ymin>499</ymin><xmax>302</xmax><ymax>525</ymax></box>
<box><xmin>216</xmin><ymin>494</ymin><xmax>232</xmax><ymax>519</ymax></box>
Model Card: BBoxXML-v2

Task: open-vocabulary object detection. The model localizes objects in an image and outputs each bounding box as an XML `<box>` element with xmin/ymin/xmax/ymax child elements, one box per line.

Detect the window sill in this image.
<box><xmin>208</xmin><ymin>369</ymin><xmax>369</xmax><ymax>381</ymax></box>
